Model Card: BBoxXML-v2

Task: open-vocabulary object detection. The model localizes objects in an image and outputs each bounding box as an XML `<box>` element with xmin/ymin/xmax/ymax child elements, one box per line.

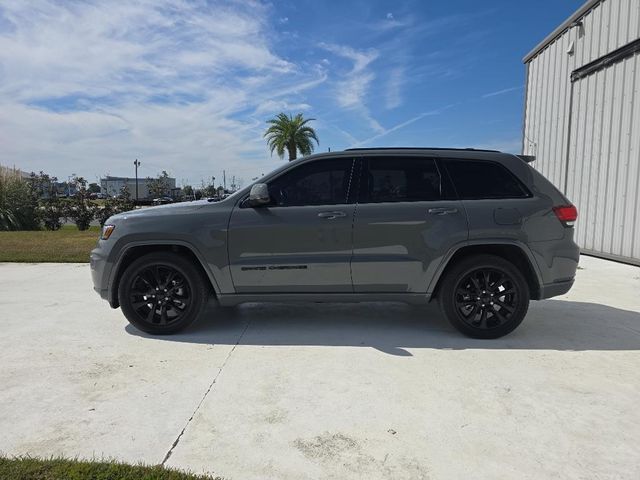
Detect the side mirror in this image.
<box><xmin>247</xmin><ymin>183</ymin><xmax>270</xmax><ymax>207</ymax></box>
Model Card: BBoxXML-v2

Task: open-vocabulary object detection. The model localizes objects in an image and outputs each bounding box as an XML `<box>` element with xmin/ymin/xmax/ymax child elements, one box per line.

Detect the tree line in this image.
<box><xmin>1</xmin><ymin>112</ymin><xmax>319</xmax><ymax>231</ymax></box>
<box><xmin>0</xmin><ymin>170</ymin><xmax>134</xmax><ymax>231</ymax></box>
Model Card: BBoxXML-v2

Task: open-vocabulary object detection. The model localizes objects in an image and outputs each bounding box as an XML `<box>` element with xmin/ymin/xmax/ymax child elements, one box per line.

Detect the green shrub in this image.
<box><xmin>30</xmin><ymin>172</ymin><xmax>63</xmax><ymax>230</ymax></box>
<box><xmin>41</xmin><ymin>198</ymin><xmax>64</xmax><ymax>230</ymax></box>
<box><xmin>0</xmin><ymin>206</ymin><xmax>19</xmax><ymax>230</ymax></box>
<box><xmin>96</xmin><ymin>185</ymin><xmax>135</xmax><ymax>226</ymax></box>
<box><xmin>0</xmin><ymin>167</ymin><xmax>40</xmax><ymax>231</ymax></box>
<box><xmin>96</xmin><ymin>201</ymin><xmax>116</xmax><ymax>227</ymax></box>
<box><xmin>64</xmin><ymin>176</ymin><xmax>97</xmax><ymax>231</ymax></box>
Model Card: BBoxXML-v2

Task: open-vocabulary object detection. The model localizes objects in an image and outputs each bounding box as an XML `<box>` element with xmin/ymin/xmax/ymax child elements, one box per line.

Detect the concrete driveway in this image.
<box><xmin>0</xmin><ymin>255</ymin><xmax>639</xmax><ymax>479</ymax></box>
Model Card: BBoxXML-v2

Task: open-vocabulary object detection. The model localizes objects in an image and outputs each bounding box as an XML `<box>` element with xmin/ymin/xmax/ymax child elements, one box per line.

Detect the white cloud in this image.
<box><xmin>385</xmin><ymin>67</ymin><xmax>404</xmax><ymax>109</ymax></box>
<box><xmin>0</xmin><ymin>0</ymin><xmax>322</xmax><ymax>184</ymax></box>
<box><xmin>351</xmin><ymin>103</ymin><xmax>456</xmax><ymax>147</ymax></box>
<box><xmin>386</xmin><ymin>13</ymin><xmax>394</xmax><ymax>20</ymax></box>
<box><xmin>482</xmin><ymin>85</ymin><xmax>523</xmax><ymax>98</ymax></box>
<box><xmin>254</xmin><ymin>100</ymin><xmax>312</xmax><ymax>116</ymax></box>
<box><xmin>319</xmin><ymin>43</ymin><xmax>378</xmax><ymax>76</ymax></box>
<box><xmin>319</xmin><ymin>42</ymin><xmax>383</xmax><ymax>133</ymax></box>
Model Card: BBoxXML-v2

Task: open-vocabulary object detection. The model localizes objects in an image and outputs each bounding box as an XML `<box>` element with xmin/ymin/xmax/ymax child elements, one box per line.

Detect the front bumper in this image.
<box><xmin>90</xmin><ymin>246</ymin><xmax>110</xmax><ymax>302</ymax></box>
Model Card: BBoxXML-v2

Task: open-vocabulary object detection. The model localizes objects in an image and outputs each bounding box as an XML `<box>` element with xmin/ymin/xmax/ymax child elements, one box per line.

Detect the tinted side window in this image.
<box><xmin>267</xmin><ymin>158</ymin><xmax>353</xmax><ymax>207</ymax></box>
<box><xmin>360</xmin><ymin>156</ymin><xmax>442</xmax><ymax>203</ymax></box>
<box><xmin>444</xmin><ymin>160</ymin><xmax>530</xmax><ymax>199</ymax></box>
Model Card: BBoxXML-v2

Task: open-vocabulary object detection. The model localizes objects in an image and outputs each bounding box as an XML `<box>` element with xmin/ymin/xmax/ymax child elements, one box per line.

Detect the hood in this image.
<box><xmin>107</xmin><ymin>199</ymin><xmax>213</xmax><ymax>223</ymax></box>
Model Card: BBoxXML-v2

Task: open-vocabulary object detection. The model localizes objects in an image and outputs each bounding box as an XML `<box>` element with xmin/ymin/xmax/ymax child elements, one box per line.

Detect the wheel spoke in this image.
<box><xmin>159</xmin><ymin>304</ymin><xmax>168</xmax><ymax>325</ymax></box>
<box><xmin>479</xmin><ymin>308</ymin><xmax>488</xmax><ymax>328</ymax></box>
<box><xmin>457</xmin><ymin>300</ymin><xmax>476</xmax><ymax>307</ymax></box>
<box><xmin>166</xmin><ymin>279</ymin><xmax>184</xmax><ymax>296</ymax></box>
<box><xmin>495</xmin><ymin>300</ymin><xmax>515</xmax><ymax>313</ymax></box>
<box><xmin>171</xmin><ymin>300</ymin><xmax>186</xmax><ymax>310</ymax></box>
<box><xmin>138</xmin><ymin>275</ymin><xmax>154</xmax><ymax>290</ymax></box>
<box><xmin>492</xmin><ymin>275</ymin><xmax>507</xmax><ymax>291</ymax></box>
<box><xmin>131</xmin><ymin>301</ymin><xmax>148</xmax><ymax>310</ymax></box>
<box><xmin>465</xmin><ymin>304</ymin><xmax>479</xmax><ymax>320</ymax></box>
<box><xmin>145</xmin><ymin>306</ymin><xmax>156</xmax><ymax>323</ymax></box>
<box><xmin>150</xmin><ymin>266</ymin><xmax>162</xmax><ymax>287</ymax></box>
<box><xmin>457</xmin><ymin>287</ymin><xmax>474</xmax><ymax>296</ymax></box>
<box><xmin>163</xmin><ymin>270</ymin><xmax>176</xmax><ymax>289</ymax></box>
<box><xmin>482</xmin><ymin>270</ymin><xmax>491</xmax><ymax>290</ymax></box>
<box><xmin>493</xmin><ymin>307</ymin><xmax>508</xmax><ymax>324</ymax></box>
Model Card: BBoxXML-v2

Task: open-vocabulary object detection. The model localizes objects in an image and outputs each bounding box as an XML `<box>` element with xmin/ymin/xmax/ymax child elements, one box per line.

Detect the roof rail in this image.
<box><xmin>344</xmin><ymin>147</ymin><xmax>501</xmax><ymax>153</ymax></box>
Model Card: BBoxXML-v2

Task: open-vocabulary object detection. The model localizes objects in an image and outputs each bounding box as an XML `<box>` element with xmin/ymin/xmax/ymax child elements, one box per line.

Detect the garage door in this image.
<box><xmin>564</xmin><ymin>47</ymin><xmax>640</xmax><ymax>264</ymax></box>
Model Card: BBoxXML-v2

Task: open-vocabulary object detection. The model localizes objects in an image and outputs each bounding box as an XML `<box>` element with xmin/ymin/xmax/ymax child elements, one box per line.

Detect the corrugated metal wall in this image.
<box><xmin>523</xmin><ymin>0</ymin><xmax>640</xmax><ymax>264</ymax></box>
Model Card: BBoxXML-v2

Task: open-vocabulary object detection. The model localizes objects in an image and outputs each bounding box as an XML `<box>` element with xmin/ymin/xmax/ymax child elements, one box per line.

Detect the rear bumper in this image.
<box><xmin>528</xmin><ymin>234</ymin><xmax>580</xmax><ymax>300</ymax></box>
<box><xmin>539</xmin><ymin>278</ymin><xmax>574</xmax><ymax>299</ymax></box>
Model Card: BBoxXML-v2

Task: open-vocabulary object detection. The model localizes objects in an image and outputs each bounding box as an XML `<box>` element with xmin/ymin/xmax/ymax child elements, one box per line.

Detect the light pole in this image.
<box><xmin>67</xmin><ymin>173</ymin><xmax>76</xmax><ymax>197</ymax></box>
<box><xmin>133</xmin><ymin>159</ymin><xmax>141</xmax><ymax>203</ymax></box>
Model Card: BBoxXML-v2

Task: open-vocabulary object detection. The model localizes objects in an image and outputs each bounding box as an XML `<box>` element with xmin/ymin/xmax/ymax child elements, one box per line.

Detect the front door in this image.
<box><xmin>351</xmin><ymin>155</ymin><xmax>468</xmax><ymax>292</ymax></box>
<box><xmin>228</xmin><ymin>157</ymin><xmax>356</xmax><ymax>293</ymax></box>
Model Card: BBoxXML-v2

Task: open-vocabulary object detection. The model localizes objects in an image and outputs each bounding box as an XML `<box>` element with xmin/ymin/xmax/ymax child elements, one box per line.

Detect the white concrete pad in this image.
<box><xmin>0</xmin><ymin>255</ymin><xmax>639</xmax><ymax>479</ymax></box>
<box><xmin>0</xmin><ymin>263</ymin><xmax>248</xmax><ymax>465</ymax></box>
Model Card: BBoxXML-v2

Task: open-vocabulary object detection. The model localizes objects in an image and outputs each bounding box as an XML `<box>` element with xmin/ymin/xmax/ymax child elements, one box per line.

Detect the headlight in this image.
<box><xmin>101</xmin><ymin>224</ymin><xmax>115</xmax><ymax>240</ymax></box>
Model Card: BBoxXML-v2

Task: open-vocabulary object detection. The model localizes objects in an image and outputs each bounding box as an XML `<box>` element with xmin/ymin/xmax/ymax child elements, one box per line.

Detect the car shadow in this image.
<box><xmin>124</xmin><ymin>299</ymin><xmax>640</xmax><ymax>355</ymax></box>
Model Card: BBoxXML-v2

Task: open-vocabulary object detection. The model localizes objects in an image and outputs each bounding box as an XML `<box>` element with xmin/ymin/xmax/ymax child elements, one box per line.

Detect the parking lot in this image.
<box><xmin>0</xmin><ymin>255</ymin><xmax>639</xmax><ymax>479</ymax></box>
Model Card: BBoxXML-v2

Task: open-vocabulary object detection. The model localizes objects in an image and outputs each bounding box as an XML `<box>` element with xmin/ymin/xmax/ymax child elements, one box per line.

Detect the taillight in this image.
<box><xmin>553</xmin><ymin>205</ymin><xmax>578</xmax><ymax>226</ymax></box>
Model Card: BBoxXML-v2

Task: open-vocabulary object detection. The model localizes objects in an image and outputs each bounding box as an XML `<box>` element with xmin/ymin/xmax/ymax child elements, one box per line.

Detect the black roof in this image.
<box><xmin>344</xmin><ymin>147</ymin><xmax>501</xmax><ymax>153</ymax></box>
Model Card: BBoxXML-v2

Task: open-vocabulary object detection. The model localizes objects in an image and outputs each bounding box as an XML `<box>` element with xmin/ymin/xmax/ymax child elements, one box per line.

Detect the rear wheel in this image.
<box><xmin>439</xmin><ymin>254</ymin><xmax>530</xmax><ymax>339</ymax></box>
<box><xmin>118</xmin><ymin>252</ymin><xmax>209</xmax><ymax>334</ymax></box>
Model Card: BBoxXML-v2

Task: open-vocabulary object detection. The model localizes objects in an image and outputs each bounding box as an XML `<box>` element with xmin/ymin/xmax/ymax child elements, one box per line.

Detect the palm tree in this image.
<box><xmin>264</xmin><ymin>112</ymin><xmax>319</xmax><ymax>161</ymax></box>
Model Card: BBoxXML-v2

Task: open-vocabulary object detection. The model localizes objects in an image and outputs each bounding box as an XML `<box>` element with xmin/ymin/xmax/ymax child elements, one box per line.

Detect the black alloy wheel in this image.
<box><xmin>128</xmin><ymin>265</ymin><xmax>191</xmax><ymax>327</ymax></box>
<box><xmin>439</xmin><ymin>254</ymin><xmax>530</xmax><ymax>339</ymax></box>
<box><xmin>118</xmin><ymin>252</ymin><xmax>209</xmax><ymax>334</ymax></box>
<box><xmin>454</xmin><ymin>268</ymin><xmax>518</xmax><ymax>330</ymax></box>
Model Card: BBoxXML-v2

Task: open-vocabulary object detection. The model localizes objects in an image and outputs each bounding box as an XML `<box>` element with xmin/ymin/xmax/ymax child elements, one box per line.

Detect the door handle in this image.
<box><xmin>428</xmin><ymin>207</ymin><xmax>459</xmax><ymax>216</ymax></box>
<box><xmin>318</xmin><ymin>211</ymin><xmax>347</xmax><ymax>219</ymax></box>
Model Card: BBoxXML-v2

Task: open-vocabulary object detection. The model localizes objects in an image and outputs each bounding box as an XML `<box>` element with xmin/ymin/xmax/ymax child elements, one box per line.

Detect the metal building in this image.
<box><xmin>522</xmin><ymin>0</ymin><xmax>640</xmax><ymax>265</ymax></box>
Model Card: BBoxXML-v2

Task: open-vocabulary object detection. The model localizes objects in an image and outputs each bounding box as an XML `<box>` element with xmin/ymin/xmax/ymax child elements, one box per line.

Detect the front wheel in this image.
<box><xmin>439</xmin><ymin>254</ymin><xmax>530</xmax><ymax>339</ymax></box>
<box><xmin>118</xmin><ymin>252</ymin><xmax>209</xmax><ymax>335</ymax></box>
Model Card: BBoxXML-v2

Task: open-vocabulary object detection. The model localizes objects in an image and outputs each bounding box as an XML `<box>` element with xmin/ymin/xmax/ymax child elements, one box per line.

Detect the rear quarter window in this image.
<box><xmin>443</xmin><ymin>159</ymin><xmax>531</xmax><ymax>200</ymax></box>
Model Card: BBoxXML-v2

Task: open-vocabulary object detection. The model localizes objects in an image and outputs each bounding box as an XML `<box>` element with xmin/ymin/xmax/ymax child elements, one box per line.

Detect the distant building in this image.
<box><xmin>54</xmin><ymin>181</ymin><xmax>77</xmax><ymax>197</ymax></box>
<box><xmin>100</xmin><ymin>175</ymin><xmax>177</xmax><ymax>200</ymax></box>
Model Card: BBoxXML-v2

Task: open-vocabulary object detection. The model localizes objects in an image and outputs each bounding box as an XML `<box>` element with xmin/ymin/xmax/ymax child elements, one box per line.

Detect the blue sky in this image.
<box><xmin>0</xmin><ymin>0</ymin><xmax>583</xmax><ymax>187</ymax></box>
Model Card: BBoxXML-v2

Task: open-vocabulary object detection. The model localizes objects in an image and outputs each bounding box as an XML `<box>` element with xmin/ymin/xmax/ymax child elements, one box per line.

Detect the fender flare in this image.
<box><xmin>425</xmin><ymin>239</ymin><xmax>544</xmax><ymax>301</ymax></box>
<box><xmin>107</xmin><ymin>240</ymin><xmax>222</xmax><ymax>307</ymax></box>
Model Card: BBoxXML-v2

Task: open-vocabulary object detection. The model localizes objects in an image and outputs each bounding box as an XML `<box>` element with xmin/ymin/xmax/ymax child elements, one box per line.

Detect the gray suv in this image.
<box><xmin>90</xmin><ymin>148</ymin><xmax>579</xmax><ymax>339</ymax></box>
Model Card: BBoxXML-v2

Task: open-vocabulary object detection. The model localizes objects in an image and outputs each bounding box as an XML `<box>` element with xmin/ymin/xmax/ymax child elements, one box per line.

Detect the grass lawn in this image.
<box><xmin>0</xmin><ymin>456</ymin><xmax>221</xmax><ymax>480</ymax></box>
<box><xmin>0</xmin><ymin>225</ymin><xmax>100</xmax><ymax>263</ymax></box>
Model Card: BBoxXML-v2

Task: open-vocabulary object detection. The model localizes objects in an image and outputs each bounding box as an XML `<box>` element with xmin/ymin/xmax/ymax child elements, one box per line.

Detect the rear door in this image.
<box><xmin>351</xmin><ymin>155</ymin><xmax>468</xmax><ymax>292</ymax></box>
<box><xmin>228</xmin><ymin>157</ymin><xmax>356</xmax><ymax>293</ymax></box>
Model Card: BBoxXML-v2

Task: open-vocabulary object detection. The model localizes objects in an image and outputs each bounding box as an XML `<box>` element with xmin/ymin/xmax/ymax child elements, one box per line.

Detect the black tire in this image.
<box><xmin>118</xmin><ymin>252</ymin><xmax>209</xmax><ymax>335</ymax></box>
<box><xmin>439</xmin><ymin>254</ymin><xmax>530</xmax><ymax>339</ymax></box>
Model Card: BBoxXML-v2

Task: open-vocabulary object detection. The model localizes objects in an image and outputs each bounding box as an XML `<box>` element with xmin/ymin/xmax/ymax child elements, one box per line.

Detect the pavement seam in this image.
<box><xmin>161</xmin><ymin>319</ymin><xmax>251</xmax><ymax>466</ymax></box>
